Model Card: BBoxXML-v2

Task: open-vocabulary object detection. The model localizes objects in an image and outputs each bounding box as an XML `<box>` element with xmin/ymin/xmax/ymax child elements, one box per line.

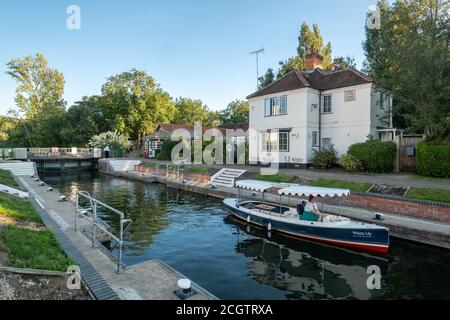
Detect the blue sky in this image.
<box><xmin>0</xmin><ymin>0</ymin><xmax>380</xmax><ymax>115</ymax></box>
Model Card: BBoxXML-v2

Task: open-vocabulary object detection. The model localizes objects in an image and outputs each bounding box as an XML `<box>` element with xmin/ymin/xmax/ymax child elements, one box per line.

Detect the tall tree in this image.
<box><xmin>6</xmin><ymin>53</ymin><xmax>65</xmax><ymax>117</ymax></box>
<box><xmin>172</xmin><ymin>97</ymin><xmax>212</xmax><ymax>125</ymax></box>
<box><xmin>59</xmin><ymin>96</ymin><xmax>107</xmax><ymax>147</ymax></box>
<box><xmin>258</xmin><ymin>68</ymin><xmax>275</xmax><ymax>89</ymax></box>
<box><xmin>220</xmin><ymin>100</ymin><xmax>249</xmax><ymax>124</ymax></box>
<box><xmin>363</xmin><ymin>0</ymin><xmax>450</xmax><ymax>138</ymax></box>
<box><xmin>277</xmin><ymin>22</ymin><xmax>333</xmax><ymax>78</ymax></box>
<box><xmin>101</xmin><ymin>69</ymin><xmax>176</xmax><ymax>148</ymax></box>
<box><xmin>332</xmin><ymin>56</ymin><xmax>357</xmax><ymax>71</ymax></box>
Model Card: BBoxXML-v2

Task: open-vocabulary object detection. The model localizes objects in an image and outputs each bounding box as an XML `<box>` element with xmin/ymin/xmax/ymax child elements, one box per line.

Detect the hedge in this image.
<box><xmin>416</xmin><ymin>140</ymin><xmax>450</xmax><ymax>178</ymax></box>
<box><xmin>347</xmin><ymin>140</ymin><xmax>396</xmax><ymax>173</ymax></box>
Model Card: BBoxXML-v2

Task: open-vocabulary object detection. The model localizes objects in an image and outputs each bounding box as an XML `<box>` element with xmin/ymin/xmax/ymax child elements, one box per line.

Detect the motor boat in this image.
<box><xmin>223</xmin><ymin>180</ymin><xmax>389</xmax><ymax>253</ymax></box>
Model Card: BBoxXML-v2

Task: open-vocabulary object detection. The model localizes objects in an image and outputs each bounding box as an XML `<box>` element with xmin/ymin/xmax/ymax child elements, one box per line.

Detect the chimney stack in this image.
<box><xmin>305</xmin><ymin>47</ymin><xmax>324</xmax><ymax>71</ymax></box>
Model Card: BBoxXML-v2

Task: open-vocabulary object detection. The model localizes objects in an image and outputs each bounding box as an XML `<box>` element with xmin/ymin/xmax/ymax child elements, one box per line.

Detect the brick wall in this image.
<box><xmin>325</xmin><ymin>194</ymin><xmax>450</xmax><ymax>224</ymax></box>
<box><xmin>134</xmin><ymin>165</ymin><xmax>210</xmax><ymax>185</ymax></box>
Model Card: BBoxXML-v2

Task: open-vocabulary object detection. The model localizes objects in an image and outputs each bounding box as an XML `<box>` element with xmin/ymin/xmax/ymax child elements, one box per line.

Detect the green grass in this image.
<box><xmin>0</xmin><ymin>225</ymin><xmax>73</xmax><ymax>271</ymax></box>
<box><xmin>0</xmin><ymin>169</ymin><xmax>19</xmax><ymax>188</ymax></box>
<box><xmin>405</xmin><ymin>187</ymin><xmax>450</xmax><ymax>203</ymax></box>
<box><xmin>143</xmin><ymin>162</ymin><xmax>158</xmax><ymax>168</ymax></box>
<box><xmin>255</xmin><ymin>174</ymin><xmax>297</xmax><ymax>183</ymax></box>
<box><xmin>186</xmin><ymin>166</ymin><xmax>208</xmax><ymax>173</ymax></box>
<box><xmin>0</xmin><ymin>194</ymin><xmax>42</xmax><ymax>223</ymax></box>
<box><xmin>308</xmin><ymin>179</ymin><xmax>372</xmax><ymax>193</ymax></box>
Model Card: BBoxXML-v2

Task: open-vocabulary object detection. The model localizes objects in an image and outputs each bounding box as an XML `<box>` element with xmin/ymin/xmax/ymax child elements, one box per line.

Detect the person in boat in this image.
<box><xmin>302</xmin><ymin>195</ymin><xmax>324</xmax><ymax>222</ymax></box>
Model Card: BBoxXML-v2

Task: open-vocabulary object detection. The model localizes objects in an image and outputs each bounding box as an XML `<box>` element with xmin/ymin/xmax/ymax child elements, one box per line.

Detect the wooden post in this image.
<box><xmin>395</xmin><ymin>135</ymin><xmax>401</xmax><ymax>173</ymax></box>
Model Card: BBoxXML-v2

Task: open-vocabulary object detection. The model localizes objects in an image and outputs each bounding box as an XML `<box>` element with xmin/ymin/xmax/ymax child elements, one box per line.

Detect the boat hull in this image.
<box><xmin>224</xmin><ymin>199</ymin><xmax>389</xmax><ymax>254</ymax></box>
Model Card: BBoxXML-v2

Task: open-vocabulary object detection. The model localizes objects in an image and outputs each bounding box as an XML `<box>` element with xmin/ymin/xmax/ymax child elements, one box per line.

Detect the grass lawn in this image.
<box><xmin>143</xmin><ymin>162</ymin><xmax>158</xmax><ymax>168</ymax></box>
<box><xmin>405</xmin><ymin>187</ymin><xmax>450</xmax><ymax>204</ymax></box>
<box><xmin>186</xmin><ymin>166</ymin><xmax>208</xmax><ymax>173</ymax></box>
<box><xmin>0</xmin><ymin>194</ymin><xmax>42</xmax><ymax>223</ymax></box>
<box><xmin>0</xmin><ymin>169</ymin><xmax>19</xmax><ymax>188</ymax></box>
<box><xmin>0</xmin><ymin>225</ymin><xmax>73</xmax><ymax>271</ymax></box>
<box><xmin>0</xmin><ymin>194</ymin><xmax>73</xmax><ymax>271</ymax></box>
<box><xmin>255</xmin><ymin>174</ymin><xmax>297</xmax><ymax>183</ymax></box>
<box><xmin>308</xmin><ymin>179</ymin><xmax>372</xmax><ymax>193</ymax></box>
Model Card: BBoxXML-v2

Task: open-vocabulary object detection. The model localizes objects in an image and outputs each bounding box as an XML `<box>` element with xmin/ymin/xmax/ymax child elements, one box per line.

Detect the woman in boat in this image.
<box><xmin>302</xmin><ymin>195</ymin><xmax>323</xmax><ymax>222</ymax></box>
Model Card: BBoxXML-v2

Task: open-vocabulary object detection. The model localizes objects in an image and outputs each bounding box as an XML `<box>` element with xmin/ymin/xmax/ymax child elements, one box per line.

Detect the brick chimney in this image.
<box><xmin>305</xmin><ymin>47</ymin><xmax>324</xmax><ymax>71</ymax></box>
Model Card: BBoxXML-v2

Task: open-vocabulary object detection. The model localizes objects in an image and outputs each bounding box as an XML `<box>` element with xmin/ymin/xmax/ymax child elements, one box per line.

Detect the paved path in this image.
<box><xmin>139</xmin><ymin>159</ymin><xmax>450</xmax><ymax>190</ymax></box>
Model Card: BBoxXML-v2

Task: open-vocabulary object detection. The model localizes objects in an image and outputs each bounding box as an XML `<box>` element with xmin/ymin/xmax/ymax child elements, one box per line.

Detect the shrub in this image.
<box><xmin>312</xmin><ymin>148</ymin><xmax>337</xmax><ymax>169</ymax></box>
<box><xmin>156</xmin><ymin>140</ymin><xmax>181</xmax><ymax>161</ymax></box>
<box><xmin>416</xmin><ymin>140</ymin><xmax>450</xmax><ymax>178</ymax></box>
<box><xmin>340</xmin><ymin>154</ymin><xmax>364</xmax><ymax>172</ymax></box>
<box><xmin>347</xmin><ymin>140</ymin><xmax>396</xmax><ymax>173</ymax></box>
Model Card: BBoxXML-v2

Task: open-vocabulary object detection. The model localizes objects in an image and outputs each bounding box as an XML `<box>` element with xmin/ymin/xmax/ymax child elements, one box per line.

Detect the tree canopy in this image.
<box><xmin>219</xmin><ymin>100</ymin><xmax>249</xmax><ymax>124</ymax></box>
<box><xmin>363</xmin><ymin>0</ymin><xmax>449</xmax><ymax>138</ymax></box>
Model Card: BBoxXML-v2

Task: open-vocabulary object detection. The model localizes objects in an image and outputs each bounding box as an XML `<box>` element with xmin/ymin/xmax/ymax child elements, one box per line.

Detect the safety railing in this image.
<box><xmin>75</xmin><ymin>191</ymin><xmax>132</xmax><ymax>274</ymax></box>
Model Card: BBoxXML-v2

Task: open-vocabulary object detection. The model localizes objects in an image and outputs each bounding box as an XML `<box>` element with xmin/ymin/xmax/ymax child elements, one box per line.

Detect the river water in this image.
<box><xmin>42</xmin><ymin>173</ymin><xmax>450</xmax><ymax>300</ymax></box>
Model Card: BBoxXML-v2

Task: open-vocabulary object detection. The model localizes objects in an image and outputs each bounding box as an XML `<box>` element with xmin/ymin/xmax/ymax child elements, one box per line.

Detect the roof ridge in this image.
<box><xmin>294</xmin><ymin>70</ymin><xmax>311</xmax><ymax>87</ymax></box>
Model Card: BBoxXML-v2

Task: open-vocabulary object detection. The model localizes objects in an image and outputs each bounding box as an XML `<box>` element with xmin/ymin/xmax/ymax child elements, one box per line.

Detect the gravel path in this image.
<box><xmin>0</xmin><ymin>271</ymin><xmax>91</xmax><ymax>300</ymax></box>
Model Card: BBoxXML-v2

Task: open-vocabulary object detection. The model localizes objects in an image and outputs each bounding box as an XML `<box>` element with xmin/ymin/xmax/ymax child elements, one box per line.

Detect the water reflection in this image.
<box><xmin>226</xmin><ymin>217</ymin><xmax>388</xmax><ymax>299</ymax></box>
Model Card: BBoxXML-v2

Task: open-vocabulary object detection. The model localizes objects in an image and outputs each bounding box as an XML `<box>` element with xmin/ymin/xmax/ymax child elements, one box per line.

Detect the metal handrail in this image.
<box><xmin>75</xmin><ymin>190</ymin><xmax>132</xmax><ymax>274</ymax></box>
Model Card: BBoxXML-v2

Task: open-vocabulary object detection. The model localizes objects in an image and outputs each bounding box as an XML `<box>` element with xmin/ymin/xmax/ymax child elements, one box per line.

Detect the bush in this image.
<box><xmin>347</xmin><ymin>140</ymin><xmax>396</xmax><ymax>173</ymax></box>
<box><xmin>340</xmin><ymin>154</ymin><xmax>363</xmax><ymax>172</ymax></box>
<box><xmin>312</xmin><ymin>148</ymin><xmax>337</xmax><ymax>169</ymax></box>
<box><xmin>156</xmin><ymin>140</ymin><xmax>181</xmax><ymax>161</ymax></box>
<box><xmin>416</xmin><ymin>140</ymin><xmax>450</xmax><ymax>178</ymax></box>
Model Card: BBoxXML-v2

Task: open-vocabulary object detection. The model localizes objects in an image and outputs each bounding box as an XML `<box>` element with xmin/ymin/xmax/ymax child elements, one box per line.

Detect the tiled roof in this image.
<box><xmin>247</xmin><ymin>68</ymin><xmax>373</xmax><ymax>99</ymax></box>
<box><xmin>144</xmin><ymin>123</ymin><xmax>249</xmax><ymax>140</ymax></box>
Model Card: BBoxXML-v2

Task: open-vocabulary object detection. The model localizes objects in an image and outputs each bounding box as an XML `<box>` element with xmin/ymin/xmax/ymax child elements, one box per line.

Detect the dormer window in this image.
<box><xmin>323</xmin><ymin>95</ymin><xmax>332</xmax><ymax>113</ymax></box>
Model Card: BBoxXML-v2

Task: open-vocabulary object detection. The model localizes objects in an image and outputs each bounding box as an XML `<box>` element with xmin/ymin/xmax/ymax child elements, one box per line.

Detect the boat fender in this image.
<box><xmin>247</xmin><ymin>216</ymin><xmax>251</xmax><ymax>223</ymax></box>
<box><xmin>268</xmin><ymin>222</ymin><xmax>272</xmax><ymax>231</ymax></box>
<box><xmin>267</xmin><ymin>231</ymin><xmax>272</xmax><ymax>238</ymax></box>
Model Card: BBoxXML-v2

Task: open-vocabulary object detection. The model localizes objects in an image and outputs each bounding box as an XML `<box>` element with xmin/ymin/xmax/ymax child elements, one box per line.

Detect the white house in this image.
<box><xmin>247</xmin><ymin>49</ymin><xmax>398</xmax><ymax>168</ymax></box>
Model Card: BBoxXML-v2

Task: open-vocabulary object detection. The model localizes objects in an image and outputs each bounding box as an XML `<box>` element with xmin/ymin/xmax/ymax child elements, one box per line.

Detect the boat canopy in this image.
<box><xmin>278</xmin><ymin>185</ymin><xmax>350</xmax><ymax>197</ymax></box>
<box><xmin>236</xmin><ymin>180</ymin><xmax>277</xmax><ymax>192</ymax></box>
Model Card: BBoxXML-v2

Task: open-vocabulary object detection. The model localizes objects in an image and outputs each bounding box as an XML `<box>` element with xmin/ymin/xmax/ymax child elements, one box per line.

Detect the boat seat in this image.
<box><xmin>284</xmin><ymin>210</ymin><xmax>299</xmax><ymax>220</ymax></box>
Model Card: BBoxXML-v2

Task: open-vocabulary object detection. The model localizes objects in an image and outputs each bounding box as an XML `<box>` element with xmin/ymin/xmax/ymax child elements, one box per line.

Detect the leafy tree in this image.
<box><xmin>332</xmin><ymin>56</ymin><xmax>357</xmax><ymax>71</ymax></box>
<box><xmin>258</xmin><ymin>68</ymin><xmax>275</xmax><ymax>89</ymax></box>
<box><xmin>172</xmin><ymin>98</ymin><xmax>212</xmax><ymax>125</ymax></box>
<box><xmin>60</xmin><ymin>96</ymin><xmax>107</xmax><ymax>147</ymax></box>
<box><xmin>220</xmin><ymin>100</ymin><xmax>249</xmax><ymax>124</ymax></box>
<box><xmin>363</xmin><ymin>0</ymin><xmax>450</xmax><ymax>138</ymax></box>
<box><xmin>277</xmin><ymin>23</ymin><xmax>333</xmax><ymax>78</ymax></box>
<box><xmin>101</xmin><ymin>69</ymin><xmax>176</xmax><ymax>148</ymax></box>
<box><xmin>0</xmin><ymin>116</ymin><xmax>19</xmax><ymax>145</ymax></box>
<box><xmin>6</xmin><ymin>53</ymin><xmax>65</xmax><ymax>118</ymax></box>
<box><xmin>89</xmin><ymin>131</ymin><xmax>130</xmax><ymax>157</ymax></box>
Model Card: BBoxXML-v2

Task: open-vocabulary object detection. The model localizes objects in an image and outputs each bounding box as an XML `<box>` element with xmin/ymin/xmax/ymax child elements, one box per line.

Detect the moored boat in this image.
<box><xmin>223</xmin><ymin>180</ymin><xmax>389</xmax><ymax>254</ymax></box>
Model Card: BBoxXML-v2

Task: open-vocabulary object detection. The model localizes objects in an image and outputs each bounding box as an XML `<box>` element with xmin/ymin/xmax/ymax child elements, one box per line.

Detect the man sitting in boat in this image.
<box><xmin>302</xmin><ymin>195</ymin><xmax>323</xmax><ymax>222</ymax></box>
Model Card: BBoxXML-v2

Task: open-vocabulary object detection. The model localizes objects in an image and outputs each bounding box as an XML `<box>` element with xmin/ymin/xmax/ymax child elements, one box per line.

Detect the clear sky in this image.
<box><xmin>0</xmin><ymin>0</ymin><xmax>380</xmax><ymax>115</ymax></box>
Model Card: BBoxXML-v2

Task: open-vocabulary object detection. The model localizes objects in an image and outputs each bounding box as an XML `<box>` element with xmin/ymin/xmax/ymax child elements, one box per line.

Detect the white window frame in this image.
<box><xmin>312</xmin><ymin>131</ymin><xmax>319</xmax><ymax>147</ymax></box>
<box><xmin>323</xmin><ymin>95</ymin><xmax>332</xmax><ymax>113</ymax></box>
<box><xmin>264</xmin><ymin>96</ymin><xmax>288</xmax><ymax>117</ymax></box>
<box><xmin>322</xmin><ymin>138</ymin><xmax>332</xmax><ymax>150</ymax></box>
<box><xmin>278</xmin><ymin>131</ymin><xmax>289</xmax><ymax>152</ymax></box>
